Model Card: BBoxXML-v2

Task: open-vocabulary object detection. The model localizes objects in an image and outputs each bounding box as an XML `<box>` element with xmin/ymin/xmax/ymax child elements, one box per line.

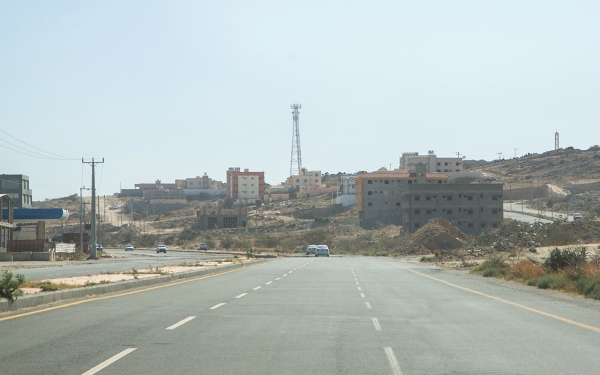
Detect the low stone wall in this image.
<box><xmin>0</xmin><ymin>252</ymin><xmax>13</xmax><ymax>262</ymax></box>
<box><xmin>0</xmin><ymin>260</ymin><xmax>264</xmax><ymax>313</ymax></box>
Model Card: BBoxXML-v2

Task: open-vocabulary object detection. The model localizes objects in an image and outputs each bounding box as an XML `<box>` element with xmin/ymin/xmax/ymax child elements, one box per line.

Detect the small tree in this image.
<box><xmin>0</xmin><ymin>271</ymin><xmax>26</xmax><ymax>302</ymax></box>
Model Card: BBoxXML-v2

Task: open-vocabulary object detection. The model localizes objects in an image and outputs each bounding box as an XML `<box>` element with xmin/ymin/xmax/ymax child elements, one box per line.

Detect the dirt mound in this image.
<box><xmin>407</xmin><ymin>218</ymin><xmax>467</xmax><ymax>251</ymax></box>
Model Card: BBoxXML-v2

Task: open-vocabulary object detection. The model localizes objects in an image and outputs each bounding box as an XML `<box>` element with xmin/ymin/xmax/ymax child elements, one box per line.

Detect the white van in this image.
<box><xmin>315</xmin><ymin>245</ymin><xmax>329</xmax><ymax>257</ymax></box>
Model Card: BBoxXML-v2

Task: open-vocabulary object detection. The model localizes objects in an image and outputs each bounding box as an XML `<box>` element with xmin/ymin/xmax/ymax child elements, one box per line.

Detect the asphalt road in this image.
<box><xmin>504</xmin><ymin>202</ymin><xmax>573</xmax><ymax>221</ymax></box>
<box><xmin>13</xmin><ymin>249</ymin><xmax>227</xmax><ymax>281</ymax></box>
<box><xmin>503</xmin><ymin>211</ymin><xmax>552</xmax><ymax>224</ymax></box>
<box><xmin>3</xmin><ymin>257</ymin><xmax>600</xmax><ymax>374</ymax></box>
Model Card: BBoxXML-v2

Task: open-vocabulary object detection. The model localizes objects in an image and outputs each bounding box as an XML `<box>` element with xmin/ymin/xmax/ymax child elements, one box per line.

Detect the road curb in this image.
<box><xmin>0</xmin><ymin>260</ymin><xmax>265</xmax><ymax>313</ymax></box>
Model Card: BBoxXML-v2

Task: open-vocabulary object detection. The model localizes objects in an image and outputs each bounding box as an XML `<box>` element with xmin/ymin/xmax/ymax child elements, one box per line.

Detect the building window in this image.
<box><xmin>480</xmin><ymin>194</ymin><xmax>484</xmax><ymax>198</ymax></box>
<box><xmin>384</xmin><ymin>180</ymin><xmax>389</xmax><ymax>184</ymax></box>
<box><xmin>481</xmin><ymin>223</ymin><xmax>486</xmax><ymax>228</ymax></box>
<box><xmin>296</xmin><ymin>179</ymin><xmax>300</xmax><ymax>182</ymax></box>
<box><xmin>437</xmin><ymin>180</ymin><xmax>442</xmax><ymax>184</ymax></box>
<box><xmin>492</xmin><ymin>196</ymin><xmax>498</xmax><ymax>201</ymax></box>
<box><xmin>480</xmin><ymin>208</ymin><xmax>484</xmax><ymax>212</ymax></box>
<box><xmin>437</xmin><ymin>162</ymin><xmax>440</xmax><ymax>166</ymax></box>
<box><xmin>368</xmin><ymin>180</ymin><xmax>373</xmax><ymax>184</ymax></box>
<box><xmin>444</xmin><ymin>162</ymin><xmax>448</xmax><ymax>166</ymax></box>
<box><xmin>456</xmin><ymin>162</ymin><xmax>460</xmax><ymax>166</ymax></box>
<box><xmin>408</xmin><ymin>180</ymin><xmax>413</xmax><ymax>184</ymax></box>
<box><xmin>468</xmin><ymin>209</ymin><xmax>473</xmax><ymax>214</ymax></box>
<box><xmin>426</xmin><ymin>209</ymin><xmax>432</xmax><ymax>214</ymax></box>
<box><xmin>447</xmin><ymin>196</ymin><xmax>452</xmax><ymax>201</ymax></box>
<box><xmin>368</xmin><ymin>191</ymin><xmax>373</xmax><ymax>195</ymax></box>
<box><xmin>426</xmin><ymin>196</ymin><xmax>431</xmax><ymax>201</ymax></box>
<box><xmin>414</xmin><ymin>223</ymin><xmax>420</xmax><ymax>229</ymax></box>
<box><xmin>468</xmin><ymin>196</ymin><xmax>473</xmax><ymax>201</ymax></box>
<box><xmin>468</xmin><ymin>223</ymin><xmax>474</xmax><ymax>228</ymax></box>
<box><xmin>395</xmin><ymin>202</ymin><xmax>400</xmax><ymax>206</ymax></box>
<box><xmin>492</xmin><ymin>209</ymin><xmax>498</xmax><ymax>214</ymax></box>
<box><xmin>414</xmin><ymin>209</ymin><xmax>420</xmax><ymax>214</ymax></box>
<box><xmin>414</xmin><ymin>196</ymin><xmax>420</xmax><ymax>201</ymax></box>
<box><xmin>493</xmin><ymin>223</ymin><xmax>499</xmax><ymax>228</ymax></box>
<box><xmin>447</xmin><ymin>210</ymin><xmax>452</xmax><ymax>215</ymax></box>
<box><xmin>367</xmin><ymin>202</ymin><xmax>373</xmax><ymax>206</ymax></box>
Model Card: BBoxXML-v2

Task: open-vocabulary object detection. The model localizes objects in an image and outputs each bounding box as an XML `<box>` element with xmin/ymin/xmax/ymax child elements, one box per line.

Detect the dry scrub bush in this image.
<box><xmin>510</xmin><ymin>261</ymin><xmax>545</xmax><ymax>280</ymax></box>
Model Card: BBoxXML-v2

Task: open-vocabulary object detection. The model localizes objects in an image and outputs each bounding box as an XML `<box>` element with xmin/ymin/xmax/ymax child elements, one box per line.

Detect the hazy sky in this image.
<box><xmin>2</xmin><ymin>1</ymin><xmax>599</xmax><ymax>200</ymax></box>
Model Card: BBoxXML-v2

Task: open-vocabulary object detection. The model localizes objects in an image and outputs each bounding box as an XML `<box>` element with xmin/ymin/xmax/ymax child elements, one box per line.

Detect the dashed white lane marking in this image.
<box><xmin>365</xmin><ymin>302</ymin><xmax>372</xmax><ymax>309</ymax></box>
<box><xmin>166</xmin><ymin>316</ymin><xmax>196</xmax><ymax>330</ymax></box>
<box><xmin>384</xmin><ymin>347</ymin><xmax>403</xmax><ymax>375</ymax></box>
<box><xmin>252</xmin><ymin>286</ymin><xmax>262</xmax><ymax>290</ymax></box>
<box><xmin>289</xmin><ymin>271</ymin><xmax>293</xmax><ymax>273</ymax></box>
<box><xmin>265</xmin><ymin>281</ymin><xmax>273</xmax><ymax>284</ymax></box>
<box><xmin>81</xmin><ymin>348</ymin><xmax>137</xmax><ymax>375</ymax></box>
<box><xmin>357</xmin><ymin>287</ymin><xmax>362</xmax><ymax>291</ymax></box>
<box><xmin>372</xmin><ymin>317</ymin><xmax>382</xmax><ymax>331</ymax></box>
<box><xmin>360</xmin><ymin>293</ymin><xmax>365</xmax><ymax>298</ymax></box>
<box><xmin>235</xmin><ymin>293</ymin><xmax>248</xmax><ymax>299</ymax></box>
<box><xmin>209</xmin><ymin>303</ymin><xmax>226</xmax><ymax>310</ymax></box>
<box><xmin>275</xmin><ymin>277</ymin><xmax>281</xmax><ymax>280</ymax></box>
<box><xmin>356</xmin><ymin>281</ymin><xmax>359</xmax><ymax>285</ymax></box>
<box><xmin>283</xmin><ymin>274</ymin><xmax>288</xmax><ymax>277</ymax></box>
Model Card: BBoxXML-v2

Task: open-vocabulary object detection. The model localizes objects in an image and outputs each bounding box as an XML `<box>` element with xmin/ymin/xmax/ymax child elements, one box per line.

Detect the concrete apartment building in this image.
<box><xmin>286</xmin><ymin>168</ymin><xmax>322</xmax><ymax>189</ymax></box>
<box><xmin>0</xmin><ymin>174</ymin><xmax>32</xmax><ymax>209</ymax></box>
<box><xmin>184</xmin><ymin>173</ymin><xmax>226</xmax><ymax>197</ymax></box>
<box><xmin>401</xmin><ymin>183</ymin><xmax>504</xmax><ymax>234</ymax></box>
<box><xmin>0</xmin><ymin>195</ymin><xmax>14</xmax><ymax>252</ymax></box>
<box><xmin>400</xmin><ymin>151</ymin><xmax>463</xmax><ymax>173</ymax></box>
<box><xmin>226</xmin><ymin>168</ymin><xmax>265</xmax><ymax>204</ymax></box>
<box><xmin>355</xmin><ymin>167</ymin><xmax>451</xmax><ymax>228</ymax></box>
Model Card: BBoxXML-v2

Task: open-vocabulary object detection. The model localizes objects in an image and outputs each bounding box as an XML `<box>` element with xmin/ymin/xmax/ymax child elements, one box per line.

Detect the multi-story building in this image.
<box><xmin>401</xmin><ymin>183</ymin><xmax>503</xmax><ymax>234</ymax></box>
<box><xmin>226</xmin><ymin>168</ymin><xmax>265</xmax><ymax>204</ymax></box>
<box><xmin>355</xmin><ymin>166</ymin><xmax>450</xmax><ymax>228</ymax></box>
<box><xmin>286</xmin><ymin>168</ymin><xmax>321</xmax><ymax>189</ymax></box>
<box><xmin>400</xmin><ymin>151</ymin><xmax>463</xmax><ymax>173</ymax></box>
<box><xmin>185</xmin><ymin>173</ymin><xmax>223</xmax><ymax>190</ymax></box>
<box><xmin>0</xmin><ymin>174</ymin><xmax>32</xmax><ymax>208</ymax></box>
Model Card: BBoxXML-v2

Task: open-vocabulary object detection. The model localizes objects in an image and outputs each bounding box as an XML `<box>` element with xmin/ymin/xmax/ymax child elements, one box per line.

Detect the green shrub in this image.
<box><xmin>483</xmin><ymin>268</ymin><xmax>501</xmax><ymax>277</ymax></box>
<box><xmin>474</xmin><ymin>255</ymin><xmax>508</xmax><ymax>278</ymax></box>
<box><xmin>532</xmin><ymin>274</ymin><xmax>567</xmax><ymax>289</ymax></box>
<box><xmin>544</xmin><ymin>247</ymin><xmax>587</xmax><ymax>272</ymax></box>
<box><xmin>575</xmin><ymin>277</ymin><xmax>600</xmax><ymax>297</ymax></box>
<box><xmin>0</xmin><ymin>271</ymin><xmax>25</xmax><ymax>302</ymax></box>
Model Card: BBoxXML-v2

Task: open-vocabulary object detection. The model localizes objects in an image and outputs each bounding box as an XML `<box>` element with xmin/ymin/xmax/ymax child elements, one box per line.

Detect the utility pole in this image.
<box><xmin>514</xmin><ymin>148</ymin><xmax>518</xmax><ymax>158</ymax></box>
<box><xmin>456</xmin><ymin>152</ymin><xmax>461</xmax><ymax>158</ymax></box>
<box><xmin>82</xmin><ymin>158</ymin><xmax>104</xmax><ymax>259</ymax></box>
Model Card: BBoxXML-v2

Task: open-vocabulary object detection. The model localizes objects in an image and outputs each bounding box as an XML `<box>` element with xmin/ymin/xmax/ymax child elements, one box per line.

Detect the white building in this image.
<box><xmin>400</xmin><ymin>151</ymin><xmax>482</xmax><ymax>180</ymax></box>
<box><xmin>286</xmin><ymin>168</ymin><xmax>321</xmax><ymax>189</ymax></box>
<box><xmin>183</xmin><ymin>173</ymin><xmax>226</xmax><ymax>197</ymax></box>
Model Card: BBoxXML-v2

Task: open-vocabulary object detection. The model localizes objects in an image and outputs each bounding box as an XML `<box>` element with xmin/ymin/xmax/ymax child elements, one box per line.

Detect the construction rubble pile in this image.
<box><xmin>406</xmin><ymin>218</ymin><xmax>467</xmax><ymax>252</ymax></box>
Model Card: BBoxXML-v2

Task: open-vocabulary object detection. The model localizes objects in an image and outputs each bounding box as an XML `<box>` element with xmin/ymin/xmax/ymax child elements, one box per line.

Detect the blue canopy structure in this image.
<box><xmin>1</xmin><ymin>208</ymin><xmax>69</xmax><ymax>222</ymax></box>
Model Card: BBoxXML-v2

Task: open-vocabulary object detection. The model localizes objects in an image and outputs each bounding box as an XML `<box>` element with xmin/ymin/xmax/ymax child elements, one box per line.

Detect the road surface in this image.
<box><xmin>12</xmin><ymin>249</ymin><xmax>226</xmax><ymax>281</ymax></box>
<box><xmin>504</xmin><ymin>211</ymin><xmax>552</xmax><ymax>224</ymax></box>
<box><xmin>504</xmin><ymin>202</ymin><xmax>573</xmax><ymax>221</ymax></box>
<box><xmin>2</xmin><ymin>257</ymin><xmax>600</xmax><ymax>374</ymax></box>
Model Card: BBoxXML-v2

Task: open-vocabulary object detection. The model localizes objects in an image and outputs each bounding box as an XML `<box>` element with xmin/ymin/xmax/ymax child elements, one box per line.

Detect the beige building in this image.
<box><xmin>286</xmin><ymin>168</ymin><xmax>322</xmax><ymax>189</ymax></box>
<box><xmin>400</xmin><ymin>151</ymin><xmax>463</xmax><ymax>173</ymax></box>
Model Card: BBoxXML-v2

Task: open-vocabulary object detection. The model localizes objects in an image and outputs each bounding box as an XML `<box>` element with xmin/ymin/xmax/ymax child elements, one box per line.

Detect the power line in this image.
<box><xmin>0</xmin><ymin>129</ymin><xmax>77</xmax><ymax>160</ymax></box>
<box><xmin>0</xmin><ymin>142</ymin><xmax>73</xmax><ymax>160</ymax></box>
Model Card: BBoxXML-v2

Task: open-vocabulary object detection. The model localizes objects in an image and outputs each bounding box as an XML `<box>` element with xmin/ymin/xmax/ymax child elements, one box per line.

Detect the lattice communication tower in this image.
<box><xmin>290</xmin><ymin>104</ymin><xmax>302</xmax><ymax>176</ymax></box>
<box><xmin>555</xmin><ymin>131</ymin><xmax>560</xmax><ymax>150</ymax></box>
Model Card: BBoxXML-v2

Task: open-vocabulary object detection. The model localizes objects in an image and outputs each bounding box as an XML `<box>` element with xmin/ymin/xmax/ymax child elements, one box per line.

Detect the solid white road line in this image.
<box><xmin>235</xmin><ymin>293</ymin><xmax>248</xmax><ymax>299</ymax></box>
<box><xmin>365</xmin><ymin>302</ymin><xmax>372</xmax><ymax>309</ymax></box>
<box><xmin>384</xmin><ymin>347</ymin><xmax>403</xmax><ymax>375</ymax></box>
<box><xmin>360</xmin><ymin>293</ymin><xmax>365</xmax><ymax>298</ymax></box>
<box><xmin>372</xmin><ymin>317</ymin><xmax>382</xmax><ymax>331</ymax></box>
<box><xmin>252</xmin><ymin>286</ymin><xmax>262</xmax><ymax>290</ymax></box>
<box><xmin>265</xmin><ymin>281</ymin><xmax>273</xmax><ymax>284</ymax></box>
<box><xmin>166</xmin><ymin>316</ymin><xmax>196</xmax><ymax>330</ymax></box>
<box><xmin>209</xmin><ymin>303</ymin><xmax>226</xmax><ymax>310</ymax></box>
<box><xmin>81</xmin><ymin>348</ymin><xmax>137</xmax><ymax>375</ymax></box>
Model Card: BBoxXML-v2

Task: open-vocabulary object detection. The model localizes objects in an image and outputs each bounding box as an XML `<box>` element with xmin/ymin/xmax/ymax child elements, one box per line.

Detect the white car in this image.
<box><xmin>315</xmin><ymin>245</ymin><xmax>329</xmax><ymax>257</ymax></box>
<box><xmin>125</xmin><ymin>244</ymin><xmax>134</xmax><ymax>251</ymax></box>
<box><xmin>306</xmin><ymin>245</ymin><xmax>317</xmax><ymax>256</ymax></box>
<box><xmin>156</xmin><ymin>245</ymin><xmax>167</xmax><ymax>253</ymax></box>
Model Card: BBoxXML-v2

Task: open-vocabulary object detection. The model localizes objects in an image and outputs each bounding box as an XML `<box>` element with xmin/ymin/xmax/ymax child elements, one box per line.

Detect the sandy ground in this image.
<box><xmin>19</xmin><ymin>260</ymin><xmax>240</xmax><ymax>295</ymax></box>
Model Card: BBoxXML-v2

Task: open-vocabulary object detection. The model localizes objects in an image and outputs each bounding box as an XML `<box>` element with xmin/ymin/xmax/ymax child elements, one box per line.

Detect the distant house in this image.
<box><xmin>226</xmin><ymin>168</ymin><xmax>265</xmax><ymax>204</ymax></box>
<box><xmin>0</xmin><ymin>174</ymin><xmax>32</xmax><ymax>208</ymax></box>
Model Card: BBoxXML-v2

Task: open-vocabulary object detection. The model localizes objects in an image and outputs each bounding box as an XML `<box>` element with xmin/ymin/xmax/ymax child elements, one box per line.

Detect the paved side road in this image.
<box><xmin>2</xmin><ymin>258</ymin><xmax>600</xmax><ymax>374</ymax></box>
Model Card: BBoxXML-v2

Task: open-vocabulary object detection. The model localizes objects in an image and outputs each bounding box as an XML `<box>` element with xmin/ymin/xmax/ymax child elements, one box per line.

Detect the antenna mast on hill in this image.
<box><xmin>555</xmin><ymin>131</ymin><xmax>560</xmax><ymax>150</ymax></box>
<box><xmin>290</xmin><ymin>104</ymin><xmax>302</xmax><ymax>176</ymax></box>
